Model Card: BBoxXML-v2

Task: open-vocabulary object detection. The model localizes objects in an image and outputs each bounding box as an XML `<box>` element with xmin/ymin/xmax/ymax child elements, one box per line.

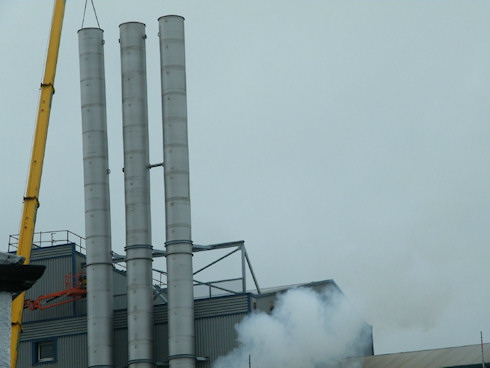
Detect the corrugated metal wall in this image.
<box><xmin>195</xmin><ymin>294</ymin><xmax>250</xmax><ymax>318</ymax></box>
<box><xmin>18</xmin><ymin>259</ymin><xmax>369</xmax><ymax>368</ymax></box>
<box><xmin>114</xmin><ymin>327</ymin><xmax>129</xmax><ymax>367</ymax></box>
<box><xmin>23</xmin><ymin>243</ymin><xmax>125</xmax><ymax>321</ymax></box>
<box><xmin>18</xmin><ymin>334</ymin><xmax>87</xmax><ymax>368</ymax></box>
<box><xmin>29</xmin><ymin>244</ymin><xmax>76</xmax><ymax>259</ymax></box>
<box><xmin>113</xmin><ymin>269</ymin><xmax>128</xmax><ymax>310</ymax></box>
<box><xmin>154</xmin><ymin>323</ymin><xmax>170</xmax><ymax>365</ymax></box>
<box><xmin>153</xmin><ymin>294</ymin><xmax>250</xmax><ymax>366</ymax></box>
<box><xmin>23</xmin><ymin>244</ymin><xmax>78</xmax><ymax>322</ymax></box>
<box><xmin>18</xmin><ymin>243</ymin><xmax>258</xmax><ymax>367</ymax></box>
<box><xmin>22</xmin><ymin>316</ymin><xmax>87</xmax><ymax>340</ymax></box>
<box><xmin>195</xmin><ymin>313</ymin><xmax>247</xmax><ymax>367</ymax></box>
<box><xmin>154</xmin><ymin>310</ymin><xmax>248</xmax><ymax>367</ymax></box>
<box><xmin>24</xmin><ymin>257</ymin><xmax>72</xmax><ymax>321</ymax></box>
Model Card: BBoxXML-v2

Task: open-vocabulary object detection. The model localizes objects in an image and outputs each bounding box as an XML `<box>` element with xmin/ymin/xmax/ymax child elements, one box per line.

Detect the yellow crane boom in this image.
<box><xmin>10</xmin><ymin>1</ymin><xmax>66</xmax><ymax>366</ymax></box>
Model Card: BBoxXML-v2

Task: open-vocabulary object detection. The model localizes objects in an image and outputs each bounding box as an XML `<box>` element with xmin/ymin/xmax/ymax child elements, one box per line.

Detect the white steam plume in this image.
<box><xmin>213</xmin><ymin>287</ymin><xmax>371</xmax><ymax>368</ymax></box>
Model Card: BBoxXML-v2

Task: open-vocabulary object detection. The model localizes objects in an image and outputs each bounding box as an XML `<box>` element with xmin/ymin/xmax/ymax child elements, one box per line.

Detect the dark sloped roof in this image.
<box><xmin>0</xmin><ymin>264</ymin><xmax>45</xmax><ymax>294</ymax></box>
<box><xmin>335</xmin><ymin>343</ymin><xmax>490</xmax><ymax>368</ymax></box>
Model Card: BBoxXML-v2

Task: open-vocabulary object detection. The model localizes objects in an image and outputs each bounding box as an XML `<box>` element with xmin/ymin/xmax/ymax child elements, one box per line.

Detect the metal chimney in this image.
<box><xmin>78</xmin><ymin>27</ymin><xmax>114</xmax><ymax>368</ymax></box>
<box><xmin>119</xmin><ymin>22</ymin><xmax>154</xmax><ymax>368</ymax></box>
<box><xmin>158</xmin><ymin>15</ymin><xmax>195</xmax><ymax>368</ymax></box>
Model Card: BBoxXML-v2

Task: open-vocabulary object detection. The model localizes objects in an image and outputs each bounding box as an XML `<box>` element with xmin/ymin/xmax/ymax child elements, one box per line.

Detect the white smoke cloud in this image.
<box><xmin>213</xmin><ymin>287</ymin><xmax>371</xmax><ymax>368</ymax></box>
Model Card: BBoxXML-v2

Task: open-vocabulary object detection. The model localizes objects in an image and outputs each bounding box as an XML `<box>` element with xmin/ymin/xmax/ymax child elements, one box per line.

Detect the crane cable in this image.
<box><xmin>81</xmin><ymin>0</ymin><xmax>101</xmax><ymax>29</ymax></box>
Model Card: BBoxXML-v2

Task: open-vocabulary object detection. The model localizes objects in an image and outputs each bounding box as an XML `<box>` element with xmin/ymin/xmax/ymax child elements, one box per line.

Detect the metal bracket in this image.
<box><xmin>23</xmin><ymin>196</ymin><xmax>40</xmax><ymax>208</ymax></box>
<box><xmin>148</xmin><ymin>162</ymin><xmax>164</xmax><ymax>169</ymax></box>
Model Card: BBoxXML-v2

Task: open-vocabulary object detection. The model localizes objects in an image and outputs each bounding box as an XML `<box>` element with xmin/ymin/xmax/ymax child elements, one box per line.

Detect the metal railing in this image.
<box><xmin>8</xmin><ymin>230</ymin><xmax>86</xmax><ymax>254</ymax></box>
<box><xmin>150</xmin><ymin>241</ymin><xmax>262</xmax><ymax>298</ymax></box>
<box><xmin>8</xmin><ymin>231</ymin><xmax>261</xmax><ymax>299</ymax></box>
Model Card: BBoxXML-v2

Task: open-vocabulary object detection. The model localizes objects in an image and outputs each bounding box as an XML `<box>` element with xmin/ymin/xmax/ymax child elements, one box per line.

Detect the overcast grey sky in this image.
<box><xmin>1</xmin><ymin>0</ymin><xmax>489</xmax><ymax>356</ymax></box>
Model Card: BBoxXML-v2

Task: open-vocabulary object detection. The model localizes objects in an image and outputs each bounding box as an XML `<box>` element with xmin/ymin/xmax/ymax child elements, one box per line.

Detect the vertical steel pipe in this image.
<box><xmin>78</xmin><ymin>27</ymin><xmax>114</xmax><ymax>368</ymax></box>
<box><xmin>158</xmin><ymin>15</ymin><xmax>195</xmax><ymax>368</ymax></box>
<box><xmin>119</xmin><ymin>22</ymin><xmax>154</xmax><ymax>368</ymax></box>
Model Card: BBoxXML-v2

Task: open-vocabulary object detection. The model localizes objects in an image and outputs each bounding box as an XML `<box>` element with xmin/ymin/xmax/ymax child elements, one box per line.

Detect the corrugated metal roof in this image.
<box><xmin>335</xmin><ymin>344</ymin><xmax>490</xmax><ymax>368</ymax></box>
<box><xmin>255</xmin><ymin>279</ymin><xmax>340</xmax><ymax>296</ymax></box>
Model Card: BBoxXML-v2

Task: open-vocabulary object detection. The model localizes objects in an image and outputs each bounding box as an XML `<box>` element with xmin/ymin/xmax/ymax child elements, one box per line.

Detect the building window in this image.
<box><xmin>33</xmin><ymin>339</ymin><xmax>56</xmax><ymax>364</ymax></box>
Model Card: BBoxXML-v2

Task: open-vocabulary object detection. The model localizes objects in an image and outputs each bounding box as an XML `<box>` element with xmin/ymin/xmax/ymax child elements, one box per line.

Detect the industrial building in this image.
<box><xmin>10</xmin><ymin>231</ymin><xmax>490</xmax><ymax>368</ymax></box>
<box><xmin>5</xmin><ymin>4</ymin><xmax>488</xmax><ymax>368</ymax></box>
<box><xmin>8</xmin><ymin>10</ymin><xmax>377</xmax><ymax>368</ymax></box>
<box><xmin>10</xmin><ymin>231</ymin><xmax>374</xmax><ymax>367</ymax></box>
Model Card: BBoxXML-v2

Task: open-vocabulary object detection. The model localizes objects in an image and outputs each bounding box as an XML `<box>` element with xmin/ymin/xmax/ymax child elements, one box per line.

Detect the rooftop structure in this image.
<box><xmin>10</xmin><ymin>230</ymin><xmax>373</xmax><ymax>367</ymax></box>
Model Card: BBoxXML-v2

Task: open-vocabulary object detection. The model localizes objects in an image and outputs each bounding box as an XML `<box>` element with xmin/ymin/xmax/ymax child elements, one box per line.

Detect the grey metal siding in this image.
<box><xmin>22</xmin><ymin>316</ymin><xmax>87</xmax><ymax>340</ymax></box>
<box><xmin>17</xmin><ymin>275</ymin><xmax>367</xmax><ymax>368</ymax></box>
<box><xmin>154</xmin><ymin>323</ymin><xmax>169</xmax><ymax>365</ymax></box>
<box><xmin>113</xmin><ymin>269</ymin><xmax>128</xmax><ymax>310</ymax></box>
<box><xmin>114</xmin><ymin>327</ymin><xmax>129</xmax><ymax>367</ymax></box>
<box><xmin>151</xmin><ymin>294</ymin><xmax>250</xmax><ymax>325</ymax></box>
<box><xmin>18</xmin><ymin>257</ymin><xmax>360</xmax><ymax>368</ymax></box>
<box><xmin>114</xmin><ymin>309</ymin><xmax>128</xmax><ymax>329</ymax></box>
<box><xmin>195</xmin><ymin>313</ymin><xmax>247</xmax><ymax>368</ymax></box>
<box><xmin>30</xmin><ymin>243</ymin><xmax>76</xmax><ymax>260</ymax></box>
<box><xmin>21</xmin><ymin>243</ymin><xmax>91</xmax><ymax>322</ymax></box>
<box><xmin>151</xmin><ymin>295</ymin><xmax>250</xmax><ymax>367</ymax></box>
<box><xmin>195</xmin><ymin>294</ymin><xmax>250</xmax><ymax>318</ymax></box>
<box><xmin>18</xmin><ymin>331</ymin><xmax>133</xmax><ymax>368</ymax></box>
<box><xmin>153</xmin><ymin>311</ymin><xmax>248</xmax><ymax>367</ymax></box>
<box><xmin>23</xmin><ymin>243</ymin><xmax>125</xmax><ymax>322</ymax></box>
<box><xmin>114</xmin><ymin>294</ymin><xmax>249</xmax><ymax>329</ymax></box>
<box><xmin>24</xmin><ymin>255</ymin><xmax>75</xmax><ymax>322</ymax></box>
<box><xmin>18</xmin><ymin>334</ymin><xmax>87</xmax><ymax>368</ymax></box>
<box><xmin>153</xmin><ymin>303</ymin><xmax>168</xmax><ymax>324</ymax></box>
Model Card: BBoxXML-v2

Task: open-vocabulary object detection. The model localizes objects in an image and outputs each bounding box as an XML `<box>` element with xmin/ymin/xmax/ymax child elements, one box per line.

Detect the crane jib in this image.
<box><xmin>10</xmin><ymin>1</ymin><xmax>66</xmax><ymax>367</ymax></box>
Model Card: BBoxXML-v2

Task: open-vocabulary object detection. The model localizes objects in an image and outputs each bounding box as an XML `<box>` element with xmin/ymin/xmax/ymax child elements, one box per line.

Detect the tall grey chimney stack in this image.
<box><xmin>119</xmin><ymin>22</ymin><xmax>154</xmax><ymax>368</ymax></box>
<box><xmin>78</xmin><ymin>27</ymin><xmax>115</xmax><ymax>368</ymax></box>
<box><xmin>158</xmin><ymin>15</ymin><xmax>195</xmax><ymax>368</ymax></box>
